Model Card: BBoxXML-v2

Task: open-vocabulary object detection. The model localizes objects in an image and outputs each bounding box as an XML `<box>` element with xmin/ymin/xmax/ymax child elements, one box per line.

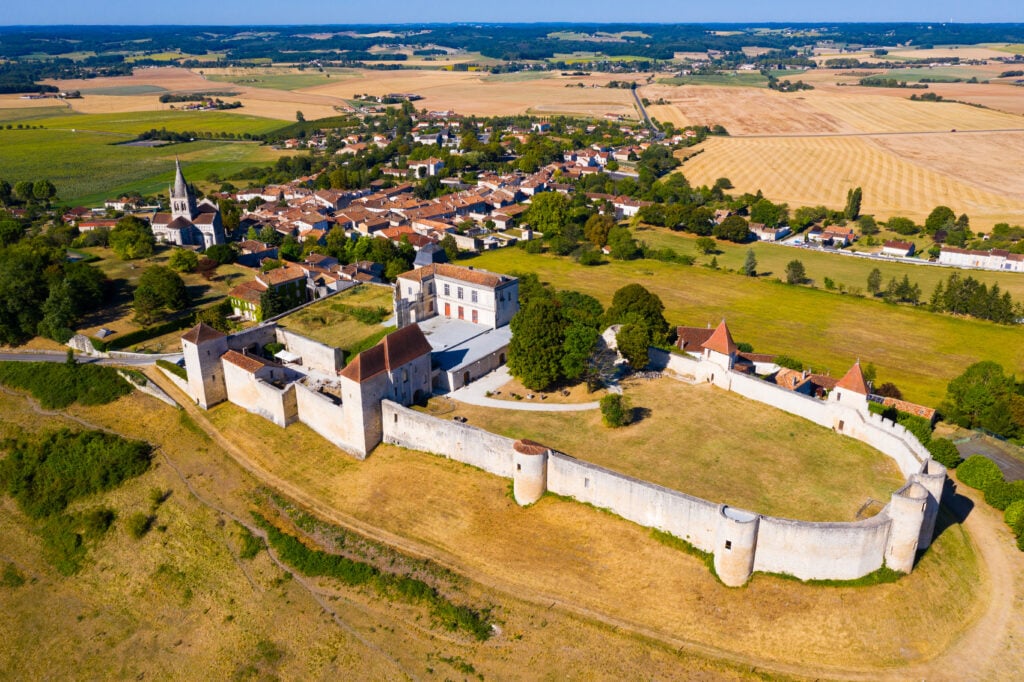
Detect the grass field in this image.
<box><xmin>659</xmin><ymin>72</ymin><xmax>769</xmax><ymax>87</ymax></box>
<box><xmin>634</xmin><ymin>225</ymin><xmax>1024</xmax><ymax>301</ymax></box>
<box><xmin>276</xmin><ymin>285</ymin><xmax>395</xmax><ymax>352</ymax></box>
<box><xmin>444</xmin><ymin>377</ymin><xmax>905</xmax><ymax>521</ymax></box>
<box><xmin>679</xmin><ymin>133</ymin><xmax>1024</xmax><ymax>229</ymax></box>
<box><xmin>0</xmin><ymin>105</ymin><xmax>72</xmax><ymax>123</ymax></box>
<box><xmin>196</xmin><ymin>392</ymin><xmax>985</xmax><ymax>672</ymax></box>
<box><xmin>0</xmin><ymin>110</ymin><xmax>288</xmax><ymax>204</ymax></box>
<box><xmin>462</xmin><ymin>249</ymin><xmax>1024</xmax><ymax>407</ymax></box>
<box><xmin>204</xmin><ymin>68</ymin><xmax>351</xmax><ymax>92</ymax></box>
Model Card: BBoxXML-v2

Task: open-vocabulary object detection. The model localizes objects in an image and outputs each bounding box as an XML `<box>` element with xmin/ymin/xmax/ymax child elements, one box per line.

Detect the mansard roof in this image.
<box><xmin>339</xmin><ymin>324</ymin><xmax>432</xmax><ymax>383</ymax></box>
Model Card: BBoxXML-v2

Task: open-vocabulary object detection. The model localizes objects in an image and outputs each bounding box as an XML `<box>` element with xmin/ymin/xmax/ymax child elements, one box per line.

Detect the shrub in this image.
<box><xmin>0</xmin><ymin>362</ymin><xmax>131</xmax><ymax>409</ymax></box>
<box><xmin>600</xmin><ymin>393</ymin><xmax>631</xmax><ymax>428</ymax></box>
<box><xmin>926</xmin><ymin>438</ymin><xmax>963</xmax><ymax>469</ymax></box>
<box><xmin>577</xmin><ymin>249</ymin><xmax>604</xmax><ymax>266</ymax></box>
<box><xmin>156</xmin><ymin>358</ymin><xmax>187</xmax><ymax>380</ymax></box>
<box><xmin>1</xmin><ymin>562</ymin><xmax>25</xmax><ymax>588</ymax></box>
<box><xmin>238</xmin><ymin>525</ymin><xmax>263</xmax><ymax>560</ymax></box>
<box><xmin>775</xmin><ymin>355</ymin><xmax>803</xmax><ymax>371</ymax></box>
<box><xmin>897</xmin><ymin>413</ymin><xmax>933</xmax><ymax>446</ymax></box>
<box><xmin>126</xmin><ymin>512</ymin><xmax>154</xmax><ymax>539</ymax></box>
<box><xmin>956</xmin><ymin>455</ymin><xmax>1004</xmax><ymax>491</ymax></box>
<box><xmin>984</xmin><ymin>480</ymin><xmax>1024</xmax><ymax>511</ymax></box>
<box><xmin>1005</xmin><ymin>500</ymin><xmax>1024</xmax><ymax>534</ymax></box>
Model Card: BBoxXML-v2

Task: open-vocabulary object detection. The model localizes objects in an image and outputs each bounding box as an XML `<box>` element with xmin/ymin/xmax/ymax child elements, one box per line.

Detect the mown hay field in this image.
<box><xmin>464</xmin><ymin>249</ymin><xmax>1024</xmax><ymax>407</ymax></box>
<box><xmin>679</xmin><ymin>133</ymin><xmax>1024</xmax><ymax>228</ymax></box>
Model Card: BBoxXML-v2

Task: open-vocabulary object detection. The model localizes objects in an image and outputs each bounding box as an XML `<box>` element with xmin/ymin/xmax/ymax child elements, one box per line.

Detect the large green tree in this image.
<box><xmin>604</xmin><ymin>283</ymin><xmax>669</xmax><ymax>344</ymax></box>
<box><xmin>526</xmin><ymin>191</ymin><xmax>571</xmax><ymax>237</ymax></box>
<box><xmin>713</xmin><ymin>214</ymin><xmax>750</xmax><ymax>243</ymax></box>
<box><xmin>925</xmin><ymin>205</ymin><xmax>956</xmax><ymax>235</ymax></box>
<box><xmin>133</xmin><ymin>265</ymin><xmax>189</xmax><ymax>325</ymax></box>
<box><xmin>109</xmin><ymin>216</ymin><xmax>155</xmax><ymax>260</ymax></box>
<box><xmin>844</xmin><ymin>187</ymin><xmax>862</xmax><ymax>220</ymax></box>
<box><xmin>507</xmin><ymin>298</ymin><xmax>568</xmax><ymax>391</ymax></box>
<box><xmin>941</xmin><ymin>361</ymin><xmax>1022</xmax><ymax>437</ymax></box>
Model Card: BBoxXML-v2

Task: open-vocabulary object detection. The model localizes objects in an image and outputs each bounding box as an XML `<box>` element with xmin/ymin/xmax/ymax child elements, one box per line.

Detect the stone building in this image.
<box><xmin>394</xmin><ymin>262</ymin><xmax>518</xmax><ymax>329</ymax></box>
<box><xmin>150</xmin><ymin>159</ymin><xmax>226</xmax><ymax>248</ymax></box>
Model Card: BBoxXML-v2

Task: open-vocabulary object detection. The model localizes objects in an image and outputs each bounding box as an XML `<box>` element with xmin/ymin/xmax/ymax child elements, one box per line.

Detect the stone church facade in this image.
<box><xmin>150</xmin><ymin>159</ymin><xmax>226</xmax><ymax>248</ymax></box>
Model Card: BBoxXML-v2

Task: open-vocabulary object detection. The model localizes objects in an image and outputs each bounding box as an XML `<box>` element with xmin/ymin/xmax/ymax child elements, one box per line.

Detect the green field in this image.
<box><xmin>634</xmin><ymin>226</ymin><xmax>1024</xmax><ymax>301</ymax></box>
<box><xmin>77</xmin><ymin>85</ymin><xmax>169</xmax><ymax>96</ymax></box>
<box><xmin>463</xmin><ymin>248</ymin><xmax>1024</xmax><ymax>407</ymax></box>
<box><xmin>277</xmin><ymin>285</ymin><xmax>395</xmax><ymax>353</ymax></box>
<box><xmin>205</xmin><ymin>68</ymin><xmax>355</xmax><ymax>91</ymax></box>
<box><xmin>0</xmin><ymin>105</ymin><xmax>71</xmax><ymax>123</ymax></box>
<box><xmin>481</xmin><ymin>71</ymin><xmax>555</xmax><ymax>82</ymax></box>
<box><xmin>883</xmin><ymin>67</ymin><xmax>981</xmax><ymax>82</ymax></box>
<box><xmin>0</xmin><ymin>110</ymin><xmax>288</xmax><ymax>204</ymax></box>
<box><xmin>659</xmin><ymin>72</ymin><xmax>769</xmax><ymax>87</ymax></box>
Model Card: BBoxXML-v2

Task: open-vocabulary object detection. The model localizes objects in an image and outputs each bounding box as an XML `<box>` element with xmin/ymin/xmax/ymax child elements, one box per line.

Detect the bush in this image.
<box><xmin>1</xmin><ymin>562</ymin><xmax>25</xmax><ymax>588</ymax></box>
<box><xmin>238</xmin><ymin>525</ymin><xmax>263</xmax><ymax>559</ymax></box>
<box><xmin>0</xmin><ymin>361</ymin><xmax>131</xmax><ymax>409</ymax></box>
<box><xmin>926</xmin><ymin>438</ymin><xmax>963</xmax><ymax>469</ymax></box>
<box><xmin>984</xmin><ymin>480</ymin><xmax>1024</xmax><ymax>511</ymax></box>
<box><xmin>1005</xmin><ymin>500</ymin><xmax>1024</xmax><ymax>534</ymax></box>
<box><xmin>897</xmin><ymin>413</ymin><xmax>933</xmax><ymax>446</ymax></box>
<box><xmin>775</xmin><ymin>355</ymin><xmax>803</xmax><ymax>371</ymax></box>
<box><xmin>577</xmin><ymin>249</ymin><xmax>604</xmax><ymax>266</ymax></box>
<box><xmin>126</xmin><ymin>512</ymin><xmax>154</xmax><ymax>539</ymax></box>
<box><xmin>956</xmin><ymin>455</ymin><xmax>1004</xmax><ymax>491</ymax></box>
<box><xmin>600</xmin><ymin>393</ymin><xmax>631</xmax><ymax>428</ymax></box>
<box><xmin>156</xmin><ymin>358</ymin><xmax>187</xmax><ymax>380</ymax></box>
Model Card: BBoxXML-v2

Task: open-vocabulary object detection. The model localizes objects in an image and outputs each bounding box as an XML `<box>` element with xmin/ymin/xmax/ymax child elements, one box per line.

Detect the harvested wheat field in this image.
<box><xmin>681</xmin><ymin>133</ymin><xmax>1024</xmax><ymax>228</ymax></box>
<box><xmin>301</xmin><ymin>68</ymin><xmax>640</xmax><ymax>118</ymax></box>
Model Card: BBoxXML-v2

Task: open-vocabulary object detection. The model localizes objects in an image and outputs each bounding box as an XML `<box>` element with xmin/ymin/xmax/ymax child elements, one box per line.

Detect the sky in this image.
<box><xmin>1</xmin><ymin>1</ymin><xmax>1021</xmax><ymax>25</ymax></box>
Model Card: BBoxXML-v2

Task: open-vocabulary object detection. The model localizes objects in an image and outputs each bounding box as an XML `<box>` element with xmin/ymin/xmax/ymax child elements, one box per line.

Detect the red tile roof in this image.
<box><xmin>339</xmin><ymin>324</ymin><xmax>432</xmax><ymax>383</ymax></box>
<box><xmin>396</xmin><ymin>263</ymin><xmax>513</xmax><ymax>288</ymax></box>
<box><xmin>836</xmin><ymin>362</ymin><xmax>869</xmax><ymax>395</ymax></box>
<box><xmin>222</xmin><ymin>350</ymin><xmax>271</xmax><ymax>374</ymax></box>
<box><xmin>702</xmin><ymin>321</ymin><xmax>738</xmax><ymax>356</ymax></box>
<box><xmin>181</xmin><ymin>322</ymin><xmax>225</xmax><ymax>344</ymax></box>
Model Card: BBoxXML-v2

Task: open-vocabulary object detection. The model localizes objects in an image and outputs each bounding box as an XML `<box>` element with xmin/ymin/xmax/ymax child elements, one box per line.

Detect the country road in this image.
<box><xmin>0</xmin><ymin>350</ymin><xmax>180</xmax><ymax>367</ymax></box>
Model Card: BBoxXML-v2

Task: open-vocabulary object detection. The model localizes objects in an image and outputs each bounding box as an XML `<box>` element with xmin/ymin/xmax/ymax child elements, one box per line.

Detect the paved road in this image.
<box><xmin>631</xmin><ymin>88</ymin><xmax>663</xmax><ymax>138</ymax></box>
<box><xmin>447</xmin><ymin>366</ymin><xmax>600</xmax><ymax>411</ymax></box>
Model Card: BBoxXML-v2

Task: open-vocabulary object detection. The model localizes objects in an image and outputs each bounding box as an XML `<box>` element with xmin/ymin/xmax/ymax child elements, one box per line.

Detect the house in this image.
<box><xmin>227</xmin><ymin>264</ymin><xmax>308</xmax><ymax>322</ymax></box>
<box><xmin>882</xmin><ymin>240</ymin><xmax>916</xmax><ymax>257</ymax></box>
<box><xmin>408</xmin><ymin>157</ymin><xmax>445</xmax><ymax>177</ymax></box>
<box><xmin>395</xmin><ymin>263</ymin><xmax>518</xmax><ymax>330</ymax></box>
<box><xmin>531</xmin><ymin>121</ymin><xmax>551</xmax><ymax>133</ymax></box>
<box><xmin>150</xmin><ymin>160</ymin><xmax>225</xmax><ymax>249</ymax></box>
<box><xmin>750</xmin><ymin>222</ymin><xmax>791</xmax><ymax>242</ymax></box>
<box><xmin>807</xmin><ymin>227</ymin><xmax>855</xmax><ymax>247</ymax></box>
<box><xmin>938</xmin><ymin>246</ymin><xmax>1024</xmax><ymax>272</ymax></box>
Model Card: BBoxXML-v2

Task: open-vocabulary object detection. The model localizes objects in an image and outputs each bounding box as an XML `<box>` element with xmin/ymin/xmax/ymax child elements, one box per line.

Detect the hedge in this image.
<box><xmin>956</xmin><ymin>455</ymin><xmax>1004</xmax><ymax>491</ymax></box>
<box><xmin>926</xmin><ymin>438</ymin><xmax>963</xmax><ymax>469</ymax></box>
<box><xmin>1005</xmin><ymin>500</ymin><xmax>1024</xmax><ymax>533</ymax></box>
<box><xmin>984</xmin><ymin>479</ymin><xmax>1024</xmax><ymax>511</ymax></box>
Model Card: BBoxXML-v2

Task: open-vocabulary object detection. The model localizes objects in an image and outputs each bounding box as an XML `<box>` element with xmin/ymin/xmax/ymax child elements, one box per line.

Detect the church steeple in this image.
<box><xmin>169</xmin><ymin>157</ymin><xmax>197</xmax><ymax>221</ymax></box>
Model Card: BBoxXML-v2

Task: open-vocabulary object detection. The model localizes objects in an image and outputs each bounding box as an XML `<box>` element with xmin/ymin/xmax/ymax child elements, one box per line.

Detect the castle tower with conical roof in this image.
<box><xmin>169</xmin><ymin>158</ymin><xmax>197</xmax><ymax>222</ymax></box>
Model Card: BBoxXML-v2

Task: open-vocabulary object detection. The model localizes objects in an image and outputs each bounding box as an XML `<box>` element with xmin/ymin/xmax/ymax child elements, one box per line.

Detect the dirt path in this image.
<box><xmin>144</xmin><ymin>370</ymin><xmax>1023</xmax><ymax>680</ymax></box>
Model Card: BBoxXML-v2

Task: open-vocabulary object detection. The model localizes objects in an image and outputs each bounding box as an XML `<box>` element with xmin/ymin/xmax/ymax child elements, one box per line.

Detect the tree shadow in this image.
<box><xmin>630</xmin><ymin>406</ymin><xmax>652</xmax><ymax>425</ymax></box>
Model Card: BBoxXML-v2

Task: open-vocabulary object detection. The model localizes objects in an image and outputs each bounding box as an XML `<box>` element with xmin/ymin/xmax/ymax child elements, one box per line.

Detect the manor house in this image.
<box><xmin>150</xmin><ymin>159</ymin><xmax>226</xmax><ymax>249</ymax></box>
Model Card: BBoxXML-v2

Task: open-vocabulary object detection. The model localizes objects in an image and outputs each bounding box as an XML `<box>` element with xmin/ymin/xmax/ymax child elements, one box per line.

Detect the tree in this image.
<box><xmin>714</xmin><ymin>214</ymin><xmax>750</xmax><ymax>243</ymax></box>
<box><xmin>583</xmin><ymin>213</ymin><xmax>615</xmax><ymax>248</ymax></box>
<box><xmin>439</xmin><ymin>234</ymin><xmax>459</xmax><ymax>262</ymax></box>
<box><xmin>844</xmin><ymin>187</ymin><xmax>862</xmax><ymax>220</ymax></box>
<box><xmin>600</xmin><ymin>393</ymin><xmax>632</xmax><ymax>428</ymax></box>
<box><xmin>527</xmin><ymin>191</ymin><xmax>571</xmax><ymax>237</ymax></box>
<box><xmin>507</xmin><ymin>298</ymin><xmax>568</xmax><ymax>391</ymax></box>
<box><xmin>561</xmin><ymin>324</ymin><xmax>600</xmax><ymax>382</ymax></box>
<box><xmin>616</xmin><ymin>323</ymin><xmax>650</xmax><ymax>369</ymax></box>
<box><xmin>742</xmin><ymin>249</ymin><xmax>757</xmax><ymax>277</ymax></box>
<box><xmin>259</xmin><ymin>286</ymin><xmax>289</xmax><ymax>320</ymax></box>
<box><xmin>133</xmin><ymin>266</ymin><xmax>189</xmax><ymax>325</ymax></box>
<box><xmin>695</xmin><ymin>237</ymin><xmax>717</xmax><ymax>255</ymax></box>
<box><xmin>0</xmin><ymin>219</ymin><xmax>22</xmax><ymax>246</ymax></box>
<box><xmin>858</xmin><ymin>214</ymin><xmax>878</xmax><ymax>235</ymax></box>
<box><xmin>295</xmin><ymin>111</ymin><xmax>305</xmax><ymax>122</ymax></box>
<box><xmin>32</xmin><ymin>179</ymin><xmax>56</xmax><ymax>204</ymax></box>
<box><xmin>785</xmin><ymin>259</ymin><xmax>806</xmax><ymax>284</ymax></box>
<box><xmin>867</xmin><ymin>268</ymin><xmax>883</xmax><ymax>295</ymax></box>
<box><xmin>13</xmin><ymin>181</ymin><xmax>33</xmax><ymax>203</ymax></box>
<box><xmin>941</xmin><ymin>361</ymin><xmax>1020</xmax><ymax>437</ymax></box>
<box><xmin>749</xmin><ymin>198</ymin><xmax>787</xmax><ymax>228</ymax></box>
<box><xmin>604</xmin><ymin>284</ymin><xmax>668</xmax><ymax>343</ymax></box>
<box><xmin>925</xmin><ymin>205</ymin><xmax>956</xmax><ymax>235</ymax></box>
<box><xmin>168</xmin><ymin>249</ymin><xmax>199</xmax><ymax>273</ymax></box>
<box><xmin>204</xmin><ymin>243</ymin><xmax>236</xmax><ymax>265</ymax></box>
<box><xmin>109</xmin><ymin>216</ymin><xmax>155</xmax><ymax>260</ymax></box>
<box><xmin>607</xmin><ymin>226</ymin><xmax>640</xmax><ymax>260</ymax></box>
<box><xmin>887</xmin><ymin>216</ymin><xmax>919</xmax><ymax>236</ymax></box>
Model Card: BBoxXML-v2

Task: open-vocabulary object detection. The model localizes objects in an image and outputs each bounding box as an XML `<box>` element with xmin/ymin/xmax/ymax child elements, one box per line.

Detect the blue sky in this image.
<box><xmin>2</xmin><ymin>1</ymin><xmax>1021</xmax><ymax>25</ymax></box>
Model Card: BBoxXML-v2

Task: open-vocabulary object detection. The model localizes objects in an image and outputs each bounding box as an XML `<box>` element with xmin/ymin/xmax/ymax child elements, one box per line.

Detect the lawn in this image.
<box><xmin>443</xmin><ymin>377</ymin><xmax>905</xmax><ymax>521</ymax></box>
<box><xmin>276</xmin><ymin>284</ymin><xmax>395</xmax><ymax>353</ymax></box>
<box><xmin>0</xmin><ymin>110</ymin><xmax>289</xmax><ymax>204</ymax></box>
<box><xmin>463</xmin><ymin>248</ymin><xmax>1024</xmax><ymax>407</ymax></box>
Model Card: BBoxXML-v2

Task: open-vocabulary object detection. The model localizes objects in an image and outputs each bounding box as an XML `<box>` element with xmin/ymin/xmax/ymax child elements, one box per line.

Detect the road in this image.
<box><xmin>954</xmin><ymin>434</ymin><xmax>1024</xmax><ymax>482</ymax></box>
<box><xmin>0</xmin><ymin>350</ymin><xmax>181</xmax><ymax>367</ymax></box>
<box><xmin>631</xmin><ymin>87</ymin><xmax>662</xmax><ymax>138</ymax></box>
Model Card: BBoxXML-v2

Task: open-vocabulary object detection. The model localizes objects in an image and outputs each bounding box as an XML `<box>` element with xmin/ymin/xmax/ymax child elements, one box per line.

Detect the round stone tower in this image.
<box><xmin>885</xmin><ymin>482</ymin><xmax>928</xmax><ymax>573</ymax></box>
<box><xmin>713</xmin><ymin>506</ymin><xmax>760</xmax><ymax>587</ymax></box>
<box><xmin>512</xmin><ymin>439</ymin><xmax>549</xmax><ymax>506</ymax></box>
<box><xmin>912</xmin><ymin>462</ymin><xmax>947</xmax><ymax>551</ymax></box>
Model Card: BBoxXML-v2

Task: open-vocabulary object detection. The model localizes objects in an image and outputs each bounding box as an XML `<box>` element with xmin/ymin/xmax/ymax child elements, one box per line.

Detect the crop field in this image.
<box><xmin>463</xmin><ymin>249</ymin><xmax>1024</xmax><ymax>407</ymax></box>
<box><xmin>204</xmin><ymin>67</ymin><xmax>354</xmax><ymax>92</ymax></box>
<box><xmin>445</xmin><ymin>378</ymin><xmax>905</xmax><ymax>521</ymax></box>
<box><xmin>0</xmin><ymin>110</ymin><xmax>289</xmax><ymax>204</ymax></box>
<box><xmin>300</xmin><ymin>68</ymin><xmax>641</xmax><ymax>118</ymax></box>
<box><xmin>658</xmin><ymin>72</ymin><xmax>769</xmax><ymax>87</ymax></box>
<box><xmin>277</xmin><ymin>285</ymin><xmax>395</xmax><ymax>353</ymax></box>
<box><xmin>679</xmin><ymin>133</ymin><xmax>1024</xmax><ymax>229</ymax></box>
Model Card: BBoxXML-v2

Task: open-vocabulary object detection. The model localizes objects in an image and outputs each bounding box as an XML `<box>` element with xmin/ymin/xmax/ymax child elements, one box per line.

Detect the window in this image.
<box><xmin>457</xmin><ymin>287</ymin><xmax>464</xmax><ymax>300</ymax></box>
<box><xmin>471</xmin><ymin>290</ymin><xmax>478</xmax><ymax>303</ymax></box>
<box><xmin>725</xmin><ymin>540</ymin><xmax>732</xmax><ymax>550</ymax></box>
<box><xmin>444</xmin><ymin>283</ymin><xmax>450</xmax><ymax>296</ymax></box>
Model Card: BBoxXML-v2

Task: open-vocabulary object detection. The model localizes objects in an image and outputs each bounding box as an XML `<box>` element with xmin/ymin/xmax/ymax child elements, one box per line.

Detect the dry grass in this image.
<box><xmin>276</xmin><ymin>284</ymin><xmax>394</xmax><ymax>351</ymax></box>
<box><xmin>680</xmin><ymin>133</ymin><xmax>1024</xmax><ymax>228</ymax></box>
<box><xmin>488</xmin><ymin>375</ymin><xmax>606</xmax><ymax>404</ymax></box>
<box><xmin>448</xmin><ymin>377</ymin><xmax>905</xmax><ymax>521</ymax></box>
<box><xmin>198</xmin><ymin>396</ymin><xmax>984</xmax><ymax>672</ymax></box>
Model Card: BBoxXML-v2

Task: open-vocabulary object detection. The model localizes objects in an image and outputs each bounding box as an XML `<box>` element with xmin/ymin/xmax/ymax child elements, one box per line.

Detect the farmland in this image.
<box><xmin>462</xmin><ymin>248</ymin><xmax>1024</xmax><ymax>407</ymax></box>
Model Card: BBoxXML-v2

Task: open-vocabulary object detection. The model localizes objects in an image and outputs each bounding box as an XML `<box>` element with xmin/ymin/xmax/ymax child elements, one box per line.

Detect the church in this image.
<box><xmin>150</xmin><ymin>159</ymin><xmax>226</xmax><ymax>248</ymax></box>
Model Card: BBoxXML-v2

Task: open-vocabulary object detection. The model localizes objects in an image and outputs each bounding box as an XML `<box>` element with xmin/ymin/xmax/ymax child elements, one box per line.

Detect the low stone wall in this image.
<box><xmin>276</xmin><ymin>328</ymin><xmax>343</xmax><ymax>375</ymax></box>
<box><xmin>381</xmin><ymin>401</ymin><xmax>514</xmax><ymax>478</ymax></box>
<box><xmin>223</xmin><ymin>362</ymin><xmax>297</xmax><ymax>427</ymax></box>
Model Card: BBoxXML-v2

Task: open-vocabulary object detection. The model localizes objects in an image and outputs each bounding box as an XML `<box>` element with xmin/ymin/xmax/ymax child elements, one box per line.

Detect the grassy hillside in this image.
<box><xmin>464</xmin><ymin>248</ymin><xmax>1024</xmax><ymax>406</ymax></box>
